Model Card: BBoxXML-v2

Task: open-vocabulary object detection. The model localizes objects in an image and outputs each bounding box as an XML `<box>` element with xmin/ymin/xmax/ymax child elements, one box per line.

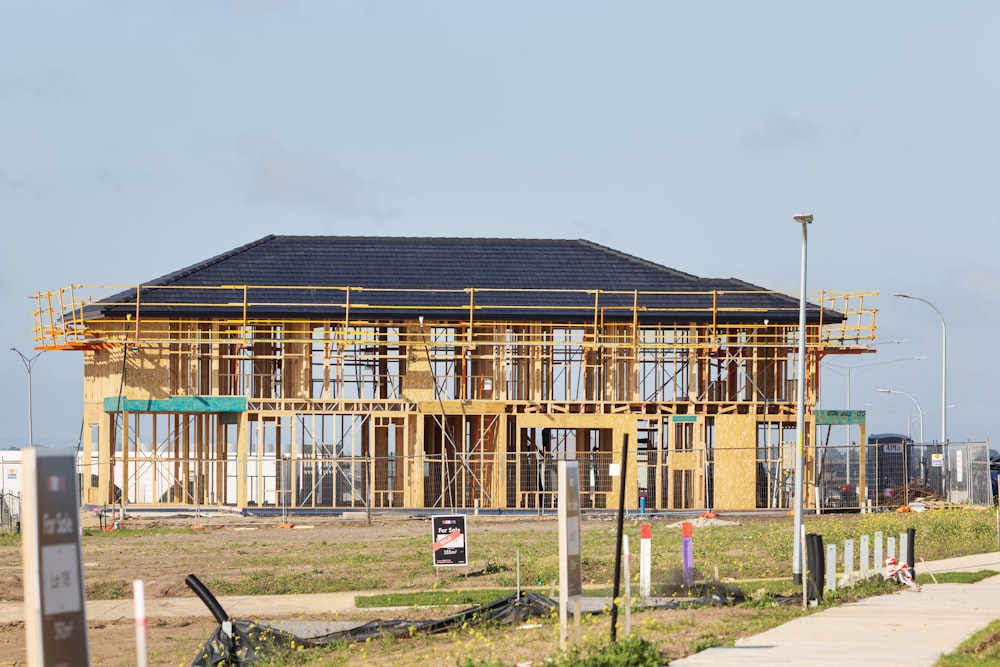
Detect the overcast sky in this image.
<box><xmin>2</xmin><ymin>1</ymin><xmax>998</xmax><ymax>450</ymax></box>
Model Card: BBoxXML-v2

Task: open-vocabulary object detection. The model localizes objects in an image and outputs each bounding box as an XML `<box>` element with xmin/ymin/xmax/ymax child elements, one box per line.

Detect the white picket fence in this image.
<box><xmin>814</xmin><ymin>530</ymin><xmax>913</xmax><ymax>592</ymax></box>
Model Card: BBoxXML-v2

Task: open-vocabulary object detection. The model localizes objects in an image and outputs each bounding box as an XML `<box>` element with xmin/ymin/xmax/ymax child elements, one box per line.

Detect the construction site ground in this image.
<box><xmin>1</xmin><ymin>512</ymin><xmax>999</xmax><ymax>666</ymax></box>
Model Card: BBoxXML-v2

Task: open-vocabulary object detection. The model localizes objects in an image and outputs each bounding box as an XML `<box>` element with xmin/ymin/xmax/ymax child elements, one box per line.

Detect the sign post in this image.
<box><xmin>432</xmin><ymin>515</ymin><xmax>468</xmax><ymax>568</ymax></box>
<box><xmin>639</xmin><ymin>524</ymin><xmax>651</xmax><ymax>598</ymax></box>
<box><xmin>558</xmin><ymin>459</ymin><xmax>582</xmax><ymax>648</ymax></box>
<box><xmin>21</xmin><ymin>448</ymin><xmax>90</xmax><ymax>666</ymax></box>
<box><xmin>681</xmin><ymin>521</ymin><xmax>694</xmax><ymax>588</ymax></box>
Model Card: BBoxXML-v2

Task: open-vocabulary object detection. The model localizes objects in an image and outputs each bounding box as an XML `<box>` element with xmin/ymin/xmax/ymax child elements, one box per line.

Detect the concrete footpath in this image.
<box><xmin>0</xmin><ymin>590</ymin><xmax>363</xmax><ymax>623</ymax></box>
<box><xmin>670</xmin><ymin>552</ymin><xmax>1000</xmax><ymax>667</ymax></box>
<box><xmin>3</xmin><ymin>552</ymin><xmax>1000</xmax><ymax>666</ymax></box>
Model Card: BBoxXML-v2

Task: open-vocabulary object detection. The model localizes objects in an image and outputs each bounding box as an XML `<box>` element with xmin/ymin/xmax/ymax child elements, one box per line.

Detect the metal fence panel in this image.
<box><xmin>816</xmin><ymin>441</ymin><xmax>991</xmax><ymax>510</ymax></box>
<box><xmin>0</xmin><ymin>492</ymin><xmax>20</xmax><ymax>533</ymax></box>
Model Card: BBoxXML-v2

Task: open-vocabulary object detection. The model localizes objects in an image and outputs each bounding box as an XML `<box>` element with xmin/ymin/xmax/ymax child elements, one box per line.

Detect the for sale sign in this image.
<box><xmin>558</xmin><ymin>460</ymin><xmax>582</xmax><ymax>600</ymax></box>
<box><xmin>22</xmin><ymin>448</ymin><xmax>90</xmax><ymax>666</ymax></box>
<box><xmin>432</xmin><ymin>515</ymin><xmax>468</xmax><ymax>567</ymax></box>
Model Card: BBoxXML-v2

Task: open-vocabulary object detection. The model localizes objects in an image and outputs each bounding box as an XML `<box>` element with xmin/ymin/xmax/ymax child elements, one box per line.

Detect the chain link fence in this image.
<box><xmin>816</xmin><ymin>439</ymin><xmax>992</xmax><ymax>511</ymax></box>
<box><xmin>0</xmin><ymin>491</ymin><xmax>21</xmax><ymax>533</ymax></box>
<box><xmin>0</xmin><ymin>440</ymin><xmax>991</xmax><ymax>521</ymax></box>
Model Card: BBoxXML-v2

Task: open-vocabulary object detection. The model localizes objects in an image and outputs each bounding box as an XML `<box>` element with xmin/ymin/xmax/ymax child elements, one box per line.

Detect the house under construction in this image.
<box><xmin>31</xmin><ymin>236</ymin><xmax>879</xmax><ymax>513</ymax></box>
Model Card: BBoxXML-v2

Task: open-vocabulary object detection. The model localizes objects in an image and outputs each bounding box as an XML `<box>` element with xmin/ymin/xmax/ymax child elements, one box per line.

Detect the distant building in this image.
<box><xmin>31</xmin><ymin>236</ymin><xmax>876</xmax><ymax>512</ymax></box>
<box><xmin>1</xmin><ymin>450</ymin><xmax>23</xmax><ymax>497</ymax></box>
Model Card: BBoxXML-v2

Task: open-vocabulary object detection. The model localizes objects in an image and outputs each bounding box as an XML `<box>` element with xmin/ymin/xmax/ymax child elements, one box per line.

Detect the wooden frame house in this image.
<box><xmin>31</xmin><ymin>236</ymin><xmax>877</xmax><ymax>513</ymax></box>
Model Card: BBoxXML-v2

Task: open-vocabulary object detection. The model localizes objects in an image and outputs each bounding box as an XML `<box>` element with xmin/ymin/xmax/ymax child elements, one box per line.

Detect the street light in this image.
<box><xmin>893</xmin><ymin>293</ymin><xmax>946</xmax><ymax>445</ymax></box>
<box><xmin>867</xmin><ymin>401</ymin><xmax>954</xmax><ymax>438</ymax></box>
<box><xmin>879</xmin><ymin>389</ymin><xmax>924</xmax><ymax>444</ymax></box>
<box><xmin>10</xmin><ymin>347</ymin><xmax>44</xmax><ymax>448</ymax></box>
<box><xmin>876</xmin><ymin>388</ymin><xmax>924</xmax><ymax>506</ymax></box>
<box><xmin>822</xmin><ymin>355</ymin><xmax>925</xmax><ymax>504</ymax></box>
<box><xmin>791</xmin><ymin>212</ymin><xmax>812</xmax><ymax>586</ymax></box>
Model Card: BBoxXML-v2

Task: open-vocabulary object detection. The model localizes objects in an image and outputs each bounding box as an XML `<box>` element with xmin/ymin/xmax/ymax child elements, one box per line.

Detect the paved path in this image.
<box><xmin>670</xmin><ymin>552</ymin><xmax>1000</xmax><ymax>667</ymax></box>
<box><xmin>0</xmin><ymin>591</ymin><xmax>362</xmax><ymax>623</ymax></box>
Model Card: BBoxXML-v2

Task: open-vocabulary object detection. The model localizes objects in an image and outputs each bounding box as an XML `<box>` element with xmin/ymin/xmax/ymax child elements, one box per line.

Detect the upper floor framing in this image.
<box><xmin>33</xmin><ymin>283</ymin><xmax>877</xmax><ymax>413</ymax></box>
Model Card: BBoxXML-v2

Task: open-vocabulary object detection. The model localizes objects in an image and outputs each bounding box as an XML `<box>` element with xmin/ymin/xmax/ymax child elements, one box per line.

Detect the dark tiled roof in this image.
<box><xmin>96</xmin><ymin>236</ymin><xmax>837</xmax><ymax>324</ymax></box>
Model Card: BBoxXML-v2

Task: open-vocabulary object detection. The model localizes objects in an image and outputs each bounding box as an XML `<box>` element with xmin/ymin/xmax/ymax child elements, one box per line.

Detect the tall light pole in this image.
<box><xmin>879</xmin><ymin>388</ymin><xmax>924</xmax><ymax>444</ymax></box>
<box><xmin>893</xmin><ymin>293</ymin><xmax>946</xmax><ymax>446</ymax></box>
<box><xmin>791</xmin><ymin>212</ymin><xmax>812</xmax><ymax>586</ymax></box>
<box><xmin>10</xmin><ymin>347</ymin><xmax>44</xmax><ymax>448</ymax></box>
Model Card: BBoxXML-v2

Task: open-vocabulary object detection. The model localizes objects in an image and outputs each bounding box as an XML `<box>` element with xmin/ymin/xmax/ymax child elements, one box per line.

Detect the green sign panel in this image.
<box><xmin>671</xmin><ymin>415</ymin><xmax>698</xmax><ymax>423</ymax></box>
<box><xmin>815</xmin><ymin>409</ymin><xmax>866</xmax><ymax>425</ymax></box>
<box><xmin>103</xmin><ymin>396</ymin><xmax>247</xmax><ymax>413</ymax></box>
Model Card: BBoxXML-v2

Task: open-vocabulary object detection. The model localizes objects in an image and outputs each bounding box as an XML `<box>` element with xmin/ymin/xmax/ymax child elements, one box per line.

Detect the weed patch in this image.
<box><xmin>86</xmin><ymin>579</ymin><xmax>133</xmax><ymax>599</ymax></box>
<box><xmin>917</xmin><ymin>570</ymin><xmax>998</xmax><ymax>585</ymax></box>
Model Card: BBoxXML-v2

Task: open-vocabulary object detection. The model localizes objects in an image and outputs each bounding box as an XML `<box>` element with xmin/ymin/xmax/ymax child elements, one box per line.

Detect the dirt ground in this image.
<box><xmin>0</xmin><ymin>512</ymin><xmax>784</xmax><ymax>666</ymax></box>
<box><xmin>2</xmin><ymin>511</ymin><xmax>580</xmax><ymax>600</ymax></box>
<box><xmin>0</xmin><ymin>512</ymin><xmax>435</xmax><ymax>665</ymax></box>
<box><xmin>0</xmin><ymin>616</ymin><xmax>218</xmax><ymax>666</ymax></box>
<box><xmin>0</xmin><ymin>605</ymin><xmax>762</xmax><ymax>666</ymax></box>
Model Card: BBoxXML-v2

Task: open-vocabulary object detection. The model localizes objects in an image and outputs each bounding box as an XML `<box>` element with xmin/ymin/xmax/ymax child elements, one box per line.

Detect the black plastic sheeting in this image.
<box><xmin>191</xmin><ymin>619</ymin><xmax>303</xmax><ymax>667</ymax></box>
<box><xmin>186</xmin><ymin>573</ymin><xmax>557</xmax><ymax>666</ymax></box>
<box><xmin>306</xmin><ymin>590</ymin><xmax>556</xmax><ymax>644</ymax></box>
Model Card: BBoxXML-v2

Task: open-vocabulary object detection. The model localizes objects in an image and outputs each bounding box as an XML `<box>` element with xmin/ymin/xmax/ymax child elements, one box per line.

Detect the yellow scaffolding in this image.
<box><xmin>33</xmin><ymin>283</ymin><xmax>878</xmax><ymax>352</ymax></box>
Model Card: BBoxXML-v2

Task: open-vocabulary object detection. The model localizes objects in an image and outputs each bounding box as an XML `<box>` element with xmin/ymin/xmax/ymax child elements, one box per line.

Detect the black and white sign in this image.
<box><xmin>558</xmin><ymin>460</ymin><xmax>582</xmax><ymax>600</ymax></box>
<box><xmin>22</xmin><ymin>448</ymin><xmax>90</xmax><ymax>666</ymax></box>
<box><xmin>432</xmin><ymin>514</ymin><xmax>468</xmax><ymax>567</ymax></box>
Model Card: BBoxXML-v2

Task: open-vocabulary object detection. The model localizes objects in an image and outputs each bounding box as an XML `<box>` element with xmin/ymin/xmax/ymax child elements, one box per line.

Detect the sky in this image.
<box><xmin>1</xmin><ymin>1</ymin><xmax>998</xmax><ymax>450</ymax></box>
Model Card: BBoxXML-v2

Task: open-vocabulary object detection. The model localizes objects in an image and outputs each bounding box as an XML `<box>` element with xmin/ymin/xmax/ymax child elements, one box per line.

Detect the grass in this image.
<box><xmin>191</xmin><ymin>510</ymin><xmax>1000</xmax><ymax>597</ymax></box>
<box><xmin>935</xmin><ymin>619</ymin><xmax>1000</xmax><ymax>666</ymax></box>
<box><xmin>466</xmin><ymin>635</ymin><xmax>665</xmax><ymax>667</ymax></box>
<box><xmin>355</xmin><ymin>573</ymin><xmax>918</xmax><ymax>612</ymax></box>
<box><xmin>229</xmin><ymin>509</ymin><xmax>1000</xmax><ymax>666</ymax></box>
<box><xmin>246</xmin><ymin>580</ymin><xmax>987</xmax><ymax>663</ymax></box>
<box><xmin>205</xmin><ymin>570</ymin><xmax>386</xmax><ymax>596</ymax></box>
<box><xmin>258</xmin><ymin>600</ymin><xmax>818</xmax><ymax>666</ymax></box>
<box><xmin>916</xmin><ymin>570</ymin><xmax>998</xmax><ymax>585</ymax></box>
<box><xmin>81</xmin><ymin>525</ymin><xmax>201</xmax><ymax>538</ymax></box>
<box><xmin>86</xmin><ymin>579</ymin><xmax>133</xmax><ymax>600</ymax></box>
<box><xmin>356</xmin><ymin>585</ymin><xmax>725</xmax><ymax>609</ymax></box>
<box><xmin>819</xmin><ymin>573</ymin><xmax>902</xmax><ymax>604</ymax></box>
<box><xmin>735</xmin><ymin>577</ymin><xmax>800</xmax><ymax>597</ymax></box>
<box><xmin>5</xmin><ymin>508</ymin><xmax>999</xmax><ymax>665</ymax></box>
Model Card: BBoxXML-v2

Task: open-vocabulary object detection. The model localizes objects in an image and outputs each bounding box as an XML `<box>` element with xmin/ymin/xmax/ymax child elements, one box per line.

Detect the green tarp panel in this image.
<box><xmin>103</xmin><ymin>396</ymin><xmax>247</xmax><ymax>413</ymax></box>
<box><xmin>814</xmin><ymin>409</ymin><xmax>866</xmax><ymax>425</ymax></box>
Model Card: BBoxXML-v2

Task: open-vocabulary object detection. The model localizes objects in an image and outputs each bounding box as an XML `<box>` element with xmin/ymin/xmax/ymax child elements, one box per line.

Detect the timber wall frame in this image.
<box><xmin>34</xmin><ymin>284</ymin><xmax>877</xmax><ymax>513</ymax></box>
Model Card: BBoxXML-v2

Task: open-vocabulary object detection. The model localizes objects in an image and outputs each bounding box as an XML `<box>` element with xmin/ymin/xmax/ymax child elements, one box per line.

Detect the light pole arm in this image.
<box><xmin>10</xmin><ymin>347</ymin><xmax>44</xmax><ymax>448</ymax></box>
<box><xmin>893</xmin><ymin>294</ymin><xmax>946</xmax><ymax>444</ymax></box>
<box><xmin>879</xmin><ymin>389</ymin><xmax>924</xmax><ymax>445</ymax></box>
